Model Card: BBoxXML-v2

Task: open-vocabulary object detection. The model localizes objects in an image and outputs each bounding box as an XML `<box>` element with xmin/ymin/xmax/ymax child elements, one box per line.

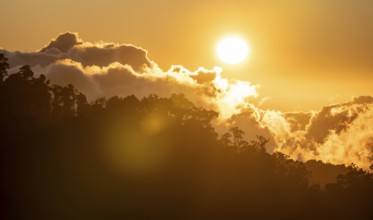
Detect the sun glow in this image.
<box><xmin>216</xmin><ymin>36</ymin><xmax>250</xmax><ymax>64</ymax></box>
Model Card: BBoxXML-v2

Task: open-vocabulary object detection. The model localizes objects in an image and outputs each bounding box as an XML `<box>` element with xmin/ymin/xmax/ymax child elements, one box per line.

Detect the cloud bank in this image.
<box><xmin>238</xmin><ymin>97</ymin><xmax>373</xmax><ymax>170</ymax></box>
<box><xmin>1</xmin><ymin>32</ymin><xmax>372</xmax><ymax>170</ymax></box>
<box><xmin>1</xmin><ymin>32</ymin><xmax>258</xmax><ymax>119</ymax></box>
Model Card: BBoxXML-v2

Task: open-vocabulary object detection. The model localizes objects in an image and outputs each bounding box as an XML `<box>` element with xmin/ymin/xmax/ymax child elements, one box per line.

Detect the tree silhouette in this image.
<box><xmin>0</xmin><ymin>53</ymin><xmax>372</xmax><ymax>220</ymax></box>
<box><xmin>0</xmin><ymin>53</ymin><xmax>9</xmax><ymax>82</ymax></box>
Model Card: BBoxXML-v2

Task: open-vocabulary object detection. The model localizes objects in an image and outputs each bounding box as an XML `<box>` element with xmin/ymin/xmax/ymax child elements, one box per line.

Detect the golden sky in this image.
<box><xmin>1</xmin><ymin>0</ymin><xmax>373</xmax><ymax>111</ymax></box>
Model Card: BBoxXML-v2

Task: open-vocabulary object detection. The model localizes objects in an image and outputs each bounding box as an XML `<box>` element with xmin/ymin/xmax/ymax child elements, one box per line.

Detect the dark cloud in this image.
<box><xmin>0</xmin><ymin>50</ymin><xmax>60</xmax><ymax>68</ymax></box>
<box><xmin>306</xmin><ymin>106</ymin><xmax>358</xmax><ymax>143</ymax></box>
<box><xmin>2</xmin><ymin>32</ymin><xmax>152</xmax><ymax>72</ymax></box>
<box><xmin>284</xmin><ymin>112</ymin><xmax>312</xmax><ymax>132</ymax></box>
<box><xmin>306</xmin><ymin>97</ymin><xmax>373</xmax><ymax>143</ymax></box>
<box><xmin>352</xmin><ymin>96</ymin><xmax>373</xmax><ymax>104</ymax></box>
<box><xmin>69</xmin><ymin>43</ymin><xmax>151</xmax><ymax>71</ymax></box>
<box><xmin>190</xmin><ymin>70</ymin><xmax>217</xmax><ymax>84</ymax></box>
<box><xmin>40</xmin><ymin>32</ymin><xmax>82</xmax><ymax>53</ymax></box>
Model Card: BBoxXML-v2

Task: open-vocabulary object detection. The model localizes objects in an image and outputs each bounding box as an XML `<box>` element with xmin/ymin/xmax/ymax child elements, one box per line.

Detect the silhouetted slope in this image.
<box><xmin>0</xmin><ymin>54</ymin><xmax>372</xmax><ymax>220</ymax></box>
<box><xmin>305</xmin><ymin>160</ymin><xmax>349</xmax><ymax>187</ymax></box>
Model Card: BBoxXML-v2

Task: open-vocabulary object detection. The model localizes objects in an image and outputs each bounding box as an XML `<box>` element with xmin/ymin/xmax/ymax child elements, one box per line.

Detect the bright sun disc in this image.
<box><xmin>217</xmin><ymin>36</ymin><xmax>249</xmax><ymax>64</ymax></box>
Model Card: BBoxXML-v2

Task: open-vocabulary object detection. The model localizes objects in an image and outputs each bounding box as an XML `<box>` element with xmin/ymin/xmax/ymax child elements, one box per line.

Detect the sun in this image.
<box><xmin>216</xmin><ymin>36</ymin><xmax>250</xmax><ymax>64</ymax></box>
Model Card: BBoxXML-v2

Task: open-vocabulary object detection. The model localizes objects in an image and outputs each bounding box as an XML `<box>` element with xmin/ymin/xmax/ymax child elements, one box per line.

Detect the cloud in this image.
<box><xmin>1</xmin><ymin>50</ymin><xmax>61</xmax><ymax>68</ymax></box>
<box><xmin>41</xmin><ymin>59</ymin><xmax>100</xmax><ymax>98</ymax></box>
<box><xmin>40</xmin><ymin>32</ymin><xmax>82</xmax><ymax>53</ymax></box>
<box><xmin>1</xmin><ymin>32</ymin><xmax>258</xmax><ymax>119</ymax></box>
<box><xmin>219</xmin><ymin>108</ymin><xmax>277</xmax><ymax>153</ymax></box>
<box><xmin>2</xmin><ymin>32</ymin><xmax>373</xmax><ymax>170</ymax></box>
<box><xmin>189</xmin><ymin>68</ymin><xmax>217</xmax><ymax>84</ymax></box>
<box><xmin>1</xmin><ymin>32</ymin><xmax>152</xmax><ymax>72</ymax></box>
<box><xmin>252</xmin><ymin>97</ymin><xmax>373</xmax><ymax>170</ymax></box>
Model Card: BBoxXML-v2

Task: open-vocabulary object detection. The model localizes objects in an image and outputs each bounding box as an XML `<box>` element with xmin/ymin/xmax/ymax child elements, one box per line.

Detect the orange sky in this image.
<box><xmin>1</xmin><ymin>0</ymin><xmax>372</xmax><ymax>111</ymax></box>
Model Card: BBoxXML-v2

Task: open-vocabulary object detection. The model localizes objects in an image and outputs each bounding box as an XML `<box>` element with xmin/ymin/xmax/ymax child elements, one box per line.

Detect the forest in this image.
<box><xmin>0</xmin><ymin>53</ymin><xmax>372</xmax><ymax>219</ymax></box>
